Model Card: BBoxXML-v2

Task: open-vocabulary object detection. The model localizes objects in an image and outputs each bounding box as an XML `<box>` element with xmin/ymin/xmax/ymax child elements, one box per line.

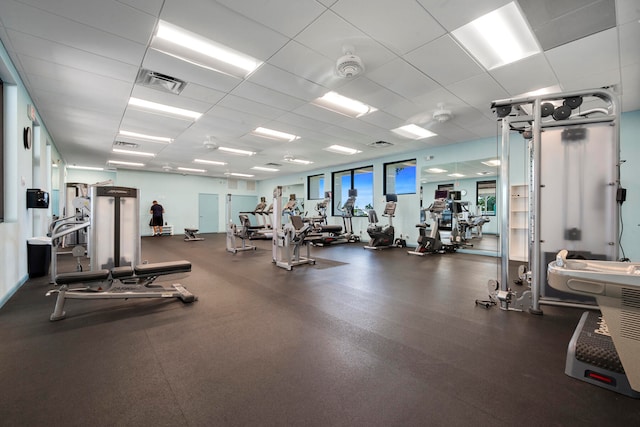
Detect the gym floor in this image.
<box><xmin>1</xmin><ymin>234</ymin><xmax>638</xmax><ymax>426</ymax></box>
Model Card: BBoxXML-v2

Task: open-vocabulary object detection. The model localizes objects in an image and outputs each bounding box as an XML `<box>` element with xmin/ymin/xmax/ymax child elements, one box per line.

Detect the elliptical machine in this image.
<box><xmin>364</xmin><ymin>194</ymin><xmax>405</xmax><ymax>250</ymax></box>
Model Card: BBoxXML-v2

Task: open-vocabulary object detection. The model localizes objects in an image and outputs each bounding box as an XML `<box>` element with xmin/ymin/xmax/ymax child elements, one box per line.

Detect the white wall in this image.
<box><xmin>66</xmin><ymin>168</ymin><xmax>258</xmax><ymax>236</ymax></box>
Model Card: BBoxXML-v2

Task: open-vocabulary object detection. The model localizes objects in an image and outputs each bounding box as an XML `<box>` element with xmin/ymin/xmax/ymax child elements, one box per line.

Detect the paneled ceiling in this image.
<box><xmin>0</xmin><ymin>0</ymin><xmax>638</xmax><ymax>180</ymax></box>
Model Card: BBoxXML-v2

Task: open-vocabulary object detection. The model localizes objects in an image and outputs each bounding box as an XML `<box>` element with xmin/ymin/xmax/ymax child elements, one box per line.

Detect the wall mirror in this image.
<box><xmin>420</xmin><ymin>156</ymin><xmax>500</xmax><ymax>256</ymax></box>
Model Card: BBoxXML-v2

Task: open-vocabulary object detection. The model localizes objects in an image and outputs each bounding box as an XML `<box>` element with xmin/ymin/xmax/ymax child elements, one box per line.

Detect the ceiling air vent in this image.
<box><xmin>265</xmin><ymin>162</ymin><xmax>282</xmax><ymax>167</ymax></box>
<box><xmin>136</xmin><ymin>69</ymin><xmax>187</xmax><ymax>95</ymax></box>
<box><xmin>369</xmin><ymin>140</ymin><xmax>393</xmax><ymax>148</ymax></box>
<box><xmin>114</xmin><ymin>141</ymin><xmax>139</xmax><ymax>148</ymax></box>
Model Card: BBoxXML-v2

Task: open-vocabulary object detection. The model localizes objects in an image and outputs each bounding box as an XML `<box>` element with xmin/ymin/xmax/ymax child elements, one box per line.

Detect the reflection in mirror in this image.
<box><xmin>420</xmin><ymin>157</ymin><xmax>500</xmax><ymax>255</ymax></box>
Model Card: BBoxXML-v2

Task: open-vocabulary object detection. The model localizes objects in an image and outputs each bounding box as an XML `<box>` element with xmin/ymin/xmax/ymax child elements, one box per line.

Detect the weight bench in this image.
<box><xmin>46</xmin><ymin>260</ymin><xmax>197</xmax><ymax>321</ymax></box>
<box><xmin>184</xmin><ymin>228</ymin><xmax>204</xmax><ymax>241</ymax></box>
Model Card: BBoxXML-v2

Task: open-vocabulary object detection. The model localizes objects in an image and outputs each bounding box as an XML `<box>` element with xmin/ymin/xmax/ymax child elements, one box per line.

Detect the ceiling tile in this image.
<box><xmin>446</xmin><ymin>74</ymin><xmax>509</xmax><ymax>110</ymax></box>
<box><xmin>416</xmin><ymin>0</ymin><xmax>511</xmax><ymax>31</ymax></box>
<box><xmin>367</xmin><ymin>58</ymin><xmax>440</xmax><ymax>99</ymax></box>
<box><xmin>332</xmin><ymin>0</ymin><xmax>445</xmax><ymax>54</ymax></box>
<box><xmin>404</xmin><ymin>35</ymin><xmax>485</xmax><ymax>86</ymax></box>
<box><xmin>215</xmin><ymin>0</ymin><xmax>326</xmax><ymax>39</ymax></box>
<box><xmin>545</xmin><ymin>28</ymin><xmax>619</xmax><ymax>85</ymax></box>
<box><xmin>490</xmin><ymin>53</ymin><xmax>558</xmax><ymax>95</ymax></box>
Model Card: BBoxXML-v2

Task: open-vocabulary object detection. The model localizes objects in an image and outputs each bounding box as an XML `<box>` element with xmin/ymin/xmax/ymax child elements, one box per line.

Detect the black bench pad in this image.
<box><xmin>134</xmin><ymin>260</ymin><xmax>191</xmax><ymax>276</ymax></box>
<box><xmin>56</xmin><ymin>269</ymin><xmax>110</xmax><ymax>285</ymax></box>
<box><xmin>111</xmin><ymin>266</ymin><xmax>134</xmax><ymax>278</ymax></box>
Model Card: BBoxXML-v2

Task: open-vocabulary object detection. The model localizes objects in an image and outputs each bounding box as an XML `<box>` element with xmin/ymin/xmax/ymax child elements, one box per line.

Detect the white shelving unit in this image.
<box><xmin>509</xmin><ymin>185</ymin><xmax>528</xmax><ymax>262</ymax></box>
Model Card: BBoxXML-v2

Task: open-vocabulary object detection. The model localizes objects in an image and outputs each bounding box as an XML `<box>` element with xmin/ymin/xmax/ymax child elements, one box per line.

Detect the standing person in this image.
<box><xmin>150</xmin><ymin>200</ymin><xmax>165</xmax><ymax>236</ymax></box>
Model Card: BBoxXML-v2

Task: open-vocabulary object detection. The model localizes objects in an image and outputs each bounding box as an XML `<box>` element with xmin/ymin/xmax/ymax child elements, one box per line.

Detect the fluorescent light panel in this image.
<box><xmin>118</xmin><ymin>130</ymin><xmax>173</xmax><ymax>144</ymax></box>
<box><xmin>251</xmin><ymin>166</ymin><xmax>279</xmax><ymax>172</ymax></box>
<box><xmin>284</xmin><ymin>158</ymin><xmax>313</xmax><ymax>165</ymax></box>
<box><xmin>427</xmin><ymin>168</ymin><xmax>447</xmax><ymax>173</ymax></box>
<box><xmin>178</xmin><ymin>167</ymin><xmax>206</xmax><ymax>173</ymax></box>
<box><xmin>218</xmin><ymin>146</ymin><xmax>256</xmax><ymax>156</ymax></box>
<box><xmin>112</xmin><ymin>148</ymin><xmax>155</xmax><ymax>157</ymax></box>
<box><xmin>325</xmin><ymin>145</ymin><xmax>361</xmax><ymax>155</ymax></box>
<box><xmin>252</xmin><ymin>127</ymin><xmax>299</xmax><ymax>142</ymax></box>
<box><xmin>226</xmin><ymin>172</ymin><xmax>255</xmax><ymax>178</ymax></box>
<box><xmin>128</xmin><ymin>97</ymin><xmax>201</xmax><ymax>120</ymax></box>
<box><xmin>312</xmin><ymin>92</ymin><xmax>377</xmax><ymax>118</ymax></box>
<box><xmin>108</xmin><ymin>160</ymin><xmax>144</xmax><ymax>167</ymax></box>
<box><xmin>451</xmin><ymin>2</ymin><xmax>540</xmax><ymax>70</ymax></box>
<box><xmin>481</xmin><ymin>159</ymin><xmax>501</xmax><ymax>166</ymax></box>
<box><xmin>194</xmin><ymin>158</ymin><xmax>227</xmax><ymax>166</ymax></box>
<box><xmin>392</xmin><ymin>124</ymin><xmax>437</xmax><ymax>140</ymax></box>
<box><xmin>448</xmin><ymin>173</ymin><xmax>465</xmax><ymax>178</ymax></box>
<box><xmin>68</xmin><ymin>165</ymin><xmax>104</xmax><ymax>171</ymax></box>
<box><xmin>151</xmin><ymin>20</ymin><xmax>262</xmax><ymax>78</ymax></box>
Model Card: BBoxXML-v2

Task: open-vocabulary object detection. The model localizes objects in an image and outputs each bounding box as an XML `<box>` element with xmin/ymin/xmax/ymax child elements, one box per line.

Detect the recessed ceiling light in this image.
<box><xmin>283</xmin><ymin>157</ymin><xmax>313</xmax><ymax>165</ymax></box>
<box><xmin>118</xmin><ymin>130</ymin><xmax>173</xmax><ymax>144</ymax></box>
<box><xmin>177</xmin><ymin>167</ymin><xmax>206</xmax><ymax>173</ymax></box>
<box><xmin>67</xmin><ymin>165</ymin><xmax>104</xmax><ymax>171</ymax></box>
<box><xmin>391</xmin><ymin>124</ymin><xmax>437</xmax><ymax>140</ymax></box>
<box><xmin>251</xmin><ymin>127</ymin><xmax>300</xmax><ymax>142</ymax></box>
<box><xmin>112</xmin><ymin>148</ymin><xmax>155</xmax><ymax>157</ymax></box>
<box><xmin>481</xmin><ymin>159</ymin><xmax>501</xmax><ymax>166</ymax></box>
<box><xmin>151</xmin><ymin>20</ymin><xmax>262</xmax><ymax>78</ymax></box>
<box><xmin>108</xmin><ymin>160</ymin><xmax>145</xmax><ymax>167</ymax></box>
<box><xmin>448</xmin><ymin>173</ymin><xmax>465</xmax><ymax>178</ymax></box>
<box><xmin>218</xmin><ymin>146</ymin><xmax>256</xmax><ymax>156</ymax></box>
<box><xmin>194</xmin><ymin>158</ymin><xmax>227</xmax><ymax>166</ymax></box>
<box><xmin>451</xmin><ymin>2</ymin><xmax>541</xmax><ymax>70</ymax></box>
<box><xmin>128</xmin><ymin>97</ymin><xmax>202</xmax><ymax>120</ymax></box>
<box><xmin>324</xmin><ymin>144</ymin><xmax>362</xmax><ymax>155</ymax></box>
<box><xmin>427</xmin><ymin>168</ymin><xmax>447</xmax><ymax>173</ymax></box>
<box><xmin>225</xmin><ymin>172</ymin><xmax>255</xmax><ymax>178</ymax></box>
<box><xmin>311</xmin><ymin>92</ymin><xmax>377</xmax><ymax>118</ymax></box>
<box><xmin>251</xmin><ymin>166</ymin><xmax>279</xmax><ymax>172</ymax></box>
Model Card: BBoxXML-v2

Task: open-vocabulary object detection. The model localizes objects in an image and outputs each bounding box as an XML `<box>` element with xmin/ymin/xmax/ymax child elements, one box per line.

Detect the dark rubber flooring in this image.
<box><xmin>1</xmin><ymin>233</ymin><xmax>638</xmax><ymax>426</ymax></box>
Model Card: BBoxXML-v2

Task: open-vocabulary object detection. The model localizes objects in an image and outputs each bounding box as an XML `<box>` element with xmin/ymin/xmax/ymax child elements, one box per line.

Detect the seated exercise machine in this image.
<box><xmin>225</xmin><ymin>194</ymin><xmax>257</xmax><ymax>253</ymax></box>
<box><xmin>226</xmin><ymin>214</ymin><xmax>257</xmax><ymax>253</ymax></box>
<box><xmin>547</xmin><ymin>250</ymin><xmax>640</xmax><ymax>398</ymax></box>
<box><xmin>46</xmin><ymin>186</ymin><xmax>197</xmax><ymax>321</ymax></box>
<box><xmin>272</xmin><ymin>186</ymin><xmax>315</xmax><ymax>270</ymax></box>
<box><xmin>184</xmin><ymin>228</ymin><xmax>204</xmax><ymax>241</ymax></box>
<box><xmin>334</xmin><ymin>189</ymin><xmax>361</xmax><ymax>244</ymax></box>
<box><xmin>364</xmin><ymin>194</ymin><xmax>405</xmax><ymax>250</ymax></box>
<box><xmin>47</xmin><ymin>260</ymin><xmax>196</xmax><ymax>321</ymax></box>
<box><xmin>408</xmin><ymin>190</ymin><xmax>458</xmax><ymax>255</ymax></box>
<box><xmin>307</xmin><ymin>192</ymin><xmax>346</xmax><ymax>246</ymax></box>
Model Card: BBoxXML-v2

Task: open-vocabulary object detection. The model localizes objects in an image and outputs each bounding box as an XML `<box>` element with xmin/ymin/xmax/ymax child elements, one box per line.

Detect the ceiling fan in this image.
<box><xmin>407</xmin><ymin>103</ymin><xmax>454</xmax><ymax>128</ymax></box>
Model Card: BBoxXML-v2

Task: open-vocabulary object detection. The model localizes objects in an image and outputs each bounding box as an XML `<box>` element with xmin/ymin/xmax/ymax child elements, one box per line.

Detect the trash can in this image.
<box><xmin>27</xmin><ymin>237</ymin><xmax>52</xmax><ymax>278</ymax></box>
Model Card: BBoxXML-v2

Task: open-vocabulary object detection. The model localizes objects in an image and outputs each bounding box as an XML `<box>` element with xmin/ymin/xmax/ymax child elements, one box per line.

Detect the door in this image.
<box><xmin>198</xmin><ymin>193</ymin><xmax>219</xmax><ymax>233</ymax></box>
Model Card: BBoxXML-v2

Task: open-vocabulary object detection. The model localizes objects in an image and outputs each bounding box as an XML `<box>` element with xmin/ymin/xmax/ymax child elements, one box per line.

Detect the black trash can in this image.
<box><xmin>27</xmin><ymin>237</ymin><xmax>52</xmax><ymax>278</ymax></box>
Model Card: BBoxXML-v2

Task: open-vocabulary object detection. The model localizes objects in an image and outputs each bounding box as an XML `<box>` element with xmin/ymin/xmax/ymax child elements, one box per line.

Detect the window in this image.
<box><xmin>384</xmin><ymin>159</ymin><xmax>416</xmax><ymax>195</ymax></box>
<box><xmin>331</xmin><ymin>166</ymin><xmax>373</xmax><ymax>217</ymax></box>
<box><xmin>307</xmin><ymin>174</ymin><xmax>324</xmax><ymax>200</ymax></box>
<box><xmin>477</xmin><ymin>180</ymin><xmax>497</xmax><ymax>216</ymax></box>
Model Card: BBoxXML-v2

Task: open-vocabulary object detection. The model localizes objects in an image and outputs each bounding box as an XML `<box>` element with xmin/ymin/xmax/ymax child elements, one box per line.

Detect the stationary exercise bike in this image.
<box><xmin>364</xmin><ymin>194</ymin><xmax>405</xmax><ymax>249</ymax></box>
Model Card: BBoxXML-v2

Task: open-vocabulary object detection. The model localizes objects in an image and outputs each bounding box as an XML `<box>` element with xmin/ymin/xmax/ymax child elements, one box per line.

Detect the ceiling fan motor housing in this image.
<box><xmin>336</xmin><ymin>54</ymin><xmax>364</xmax><ymax>78</ymax></box>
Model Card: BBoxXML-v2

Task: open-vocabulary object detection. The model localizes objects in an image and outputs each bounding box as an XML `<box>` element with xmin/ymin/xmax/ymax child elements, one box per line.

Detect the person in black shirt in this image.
<box><xmin>150</xmin><ymin>200</ymin><xmax>165</xmax><ymax>236</ymax></box>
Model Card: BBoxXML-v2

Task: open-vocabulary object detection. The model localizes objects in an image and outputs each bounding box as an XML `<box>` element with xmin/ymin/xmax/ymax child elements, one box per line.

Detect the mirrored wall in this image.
<box><xmin>420</xmin><ymin>156</ymin><xmax>500</xmax><ymax>256</ymax></box>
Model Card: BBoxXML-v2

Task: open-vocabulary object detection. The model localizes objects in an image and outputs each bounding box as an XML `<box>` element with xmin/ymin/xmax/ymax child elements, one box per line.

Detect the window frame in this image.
<box><xmin>307</xmin><ymin>173</ymin><xmax>325</xmax><ymax>200</ymax></box>
<box><xmin>383</xmin><ymin>158</ymin><xmax>416</xmax><ymax>195</ymax></box>
<box><xmin>476</xmin><ymin>179</ymin><xmax>497</xmax><ymax>216</ymax></box>
<box><xmin>331</xmin><ymin>165</ymin><xmax>373</xmax><ymax>217</ymax></box>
